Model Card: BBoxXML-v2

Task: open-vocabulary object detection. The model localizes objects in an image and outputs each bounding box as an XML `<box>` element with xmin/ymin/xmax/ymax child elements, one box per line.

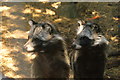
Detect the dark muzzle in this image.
<box><xmin>79</xmin><ymin>26</ymin><xmax>94</xmax><ymax>47</ymax></box>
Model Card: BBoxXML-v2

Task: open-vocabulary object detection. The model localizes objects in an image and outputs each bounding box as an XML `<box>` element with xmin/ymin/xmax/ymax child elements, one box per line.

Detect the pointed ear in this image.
<box><xmin>28</xmin><ymin>20</ymin><xmax>37</xmax><ymax>27</ymax></box>
<box><xmin>78</xmin><ymin>20</ymin><xmax>85</xmax><ymax>26</ymax></box>
<box><xmin>78</xmin><ymin>20</ymin><xmax>82</xmax><ymax>26</ymax></box>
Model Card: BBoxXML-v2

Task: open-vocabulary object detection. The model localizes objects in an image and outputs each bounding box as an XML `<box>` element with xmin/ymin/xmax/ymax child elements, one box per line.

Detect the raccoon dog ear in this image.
<box><xmin>78</xmin><ymin>20</ymin><xmax>85</xmax><ymax>26</ymax></box>
<box><xmin>28</xmin><ymin>19</ymin><xmax>37</xmax><ymax>27</ymax></box>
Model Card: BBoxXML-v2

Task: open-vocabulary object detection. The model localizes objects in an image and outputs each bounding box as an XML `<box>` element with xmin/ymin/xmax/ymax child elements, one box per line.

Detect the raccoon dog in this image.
<box><xmin>24</xmin><ymin>20</ymin><xmax>70</xmax><ymax>79</ymax></box>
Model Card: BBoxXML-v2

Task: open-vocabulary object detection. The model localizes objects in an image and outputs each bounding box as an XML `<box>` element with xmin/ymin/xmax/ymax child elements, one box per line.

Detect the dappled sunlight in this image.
<box><xmin>2</xmin><ymin>6</ymin><xmax>20</xmax><ymax>20</ymax></box>
<box><xmin>23</xmin><ymin>5</ymin><xmax>56</xmax><ymax>17</ymax></box>
<box><xmin>1</xmin><ymin>3</ymin><xmax>28</xmax><ymax>31</ymax></box>
<box><xmin>0</xmin><ymin>48</ymin><xmax>11</xmax><ymax>55</ymax></box>
<box><xmin>1</xmin><ymin>27</ymin><xmax>30</xmax><ymax>78</ymax></box>
<box><xmin>1</xmin><ymin>2</ymin><xmax>61</xmax><ymax>78</ymax></box>
<box><xmin>33</xmin><ymin>13</ymin><xmax>41</xmax><ymax>17</ymax></box>
<box><xmin>0</xmin><ymin>40</ymin><xmax>31</xmax><ymax>78</ymax></box>
<box><xmin>0</xmin><ymin>42</ymin><xmax>18</xmax><ymax>55</ymax></box>
<box><xmin>5</xmin><ymin>23</ymin><xmax>18</xmax><ymax>28</ymax></box>
<box><xmin>22</xmin><ymin>8</ymin><xmax>33</xmax><ymax>14</ymax></box>
<box><xmin>6</xmin><ymin>64</ymin><xmax>19</xmax><ymax>72</ymax></box>
<box><xmin>20</xmin><ymin>16</ymin><xmax>26</xmax><ymax>20</ymax></box>
<box><xmin>5</xmin><ymin>71</ymin><xmax>22</xmax><ymax>78</ymax></box>
<box><xmin>54</xmin><ymin>18</ymin><xmax>62</xmax><ymax>22</ymax></box>
<box><xmin>2</xmin><ymin>30</ymin><xmax>28</xmax><ymax>39</ymax></box>
<box><xmin>2</xmin><ymin>11</ymin><xmax>18</xmax><ymax>19</ymax></box>
<box><xmin>0</xmin><ymin>45</ymin><xmax>20</xmax><ymax>78</ymax></box>
<box><xmin>0</xmin><ymin>6</ymin><xmax>11</xmax><ymax>12</ymax></box>
<box><xmin>43</xmin><ymin>9</ymin><xmax>55</xmax><ymax>15</ymax></box>
<box><xmin>0</xmin><ymin>26</ymin><xmax>9</xmax><ymax>32</ymax></box>
<box><xmin>54</xmin><ymin>17</ymin><xmax>70</xmax><ymax>23</ymax></box>
<box><xmin>34</xmin><ymin>9</ymin><xmax>42</xmax><ymax>13</ymax></box>
<box><xmin>51</xmin><ymin>2</ymin><xmax>61</xmax><ymax>9</ymax></box>
<box><xmin>20</xmin><ymin>3</ymin><xmax>61</xmax><ymax>18</ymax></box>
<box><xmin>1</xmin><ymin>24</ymin><xmax>18</xmax><ymax>32</ymax></box>
<box><xmin>110</xmin><ymin>36</ymin><xmax>119</xmax><ymax>42</ymax></box>
<box><xmin>92</xmin><ymin>10</ymin><xmax>99</xmax><ymax>15</ymax></box>
<box><xmin>2</xmin><ymin>57</ymin><xmax>19</xmax><ymax>72</ymax></box>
